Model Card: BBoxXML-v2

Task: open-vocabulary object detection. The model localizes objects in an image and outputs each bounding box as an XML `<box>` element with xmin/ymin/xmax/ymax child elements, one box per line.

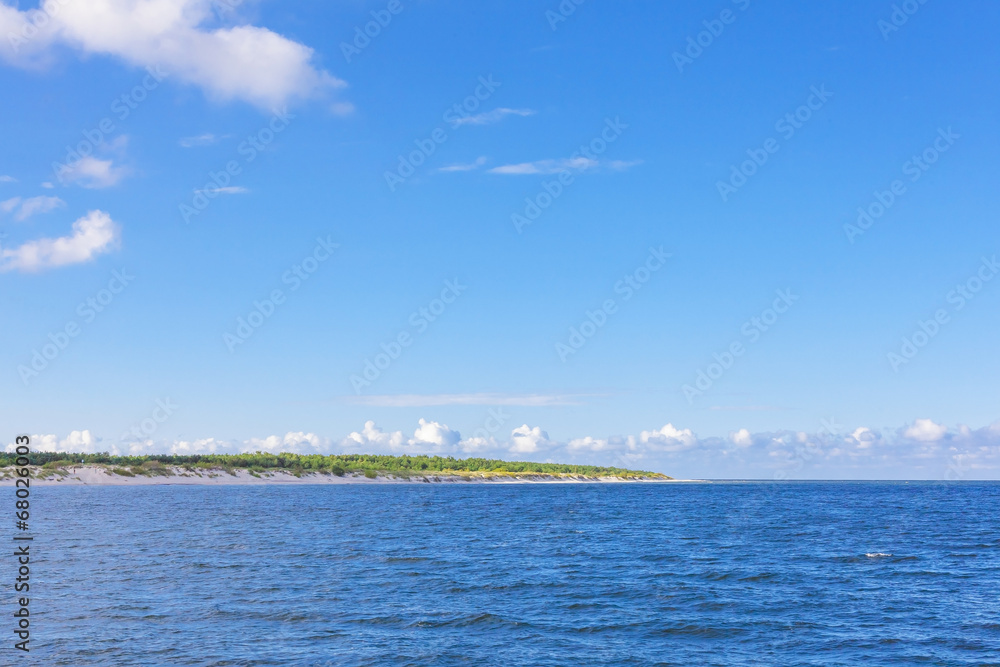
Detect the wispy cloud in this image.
<box><xmin>56</xmin><ymin>156</ymin><xmax>128</xmax><ymax>189</ymax></box>
<box><xmin>194</xmin><ymin>186</ymin><xmax>249</xmax><ymax>195</ymax></box>
<box><xmin>0</xmin><ymin>175</ymin><xmax>16</xmax><ymax>183</ymax></box>
<box><xmin>348</xmin><ymin>393</ymin><xmax>587</xmax><ymax>407</ymax></box>
<box><xmin>1</xmin><ymin>195</ymin><xmax>66</xmax><ymax>221</ymax></box>
<box><xmin>489</xmin><ymin>157</ymin><xmax>643</xmax><ymax>175</ymax></box>
<box><xmin>608</xmin><ymin>159</ymin><xmax>644</xmax><ymax>170</ymax></box>
<box><xmin>0</xmin><ymin>209</ymin><xmax>120</xmax><ymax>272</ymax></box>
<box><xmin>180</xmin><ymin>133</ymin><xmax>222</xmax><ymax>148</ymax></box>
<box><xmin>438</xmin><ymin>156</ymin><xmax>488</xmax><ymax>173</ymax></box>
<box><xmin>489</xmin><ymin>157</ymin><xmax>598</xmax><ymax>175</ymax></box>
<box><xmin>330</xmin><ymin>102</ymin><xmax>355</xmax><ymax>116</ymax></box>
<box><xmin>452</xmin><ymin>108</ymin><xmax>536</xmax><ymax>127</ymax></box>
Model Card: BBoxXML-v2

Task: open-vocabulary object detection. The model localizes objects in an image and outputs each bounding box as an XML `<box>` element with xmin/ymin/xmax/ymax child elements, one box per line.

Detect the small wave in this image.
<box><xmin>739</xmin><ymin>572</ymin><xmax>779</xmax><ymax>582</ymax></box>
<box><xmin>408</xmin><ymin>613</ymin><xmax>521</xmax><ymax>629</ymax></box>
<box><xmin>651</xmin><ymin>623</ymin><xmax>746</xmax><ymax>638</ymax></box>
<box><xmin>865</xmin><ymin>552</ymin><xmax>892</xmax><ymax>558</ymax></box>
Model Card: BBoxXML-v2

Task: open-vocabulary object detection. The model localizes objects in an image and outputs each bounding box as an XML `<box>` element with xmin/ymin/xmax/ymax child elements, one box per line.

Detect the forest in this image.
<box><xmin>0</xmin><ymin>451</ymin><xmax>667</xmax><ymax>479</ymax></box>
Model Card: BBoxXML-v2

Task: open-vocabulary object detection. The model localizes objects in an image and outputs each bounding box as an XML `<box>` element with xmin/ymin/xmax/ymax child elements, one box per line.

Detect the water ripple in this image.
<box><xmin>25</xmin><ymin>481</ymin><xmax>1000</xmax><ymax>666</ymax></box>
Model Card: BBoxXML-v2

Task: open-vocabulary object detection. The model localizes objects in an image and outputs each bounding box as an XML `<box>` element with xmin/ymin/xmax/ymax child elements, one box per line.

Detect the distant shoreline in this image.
<box><xmin>0</xmin><ymin>465</ymin><xmax>694</xmax><ymax>486</ymax></box>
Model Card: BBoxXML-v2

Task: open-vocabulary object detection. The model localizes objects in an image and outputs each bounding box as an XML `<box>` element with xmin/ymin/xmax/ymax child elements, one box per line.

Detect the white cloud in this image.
<box><xmin>608</xmin><ymin>159</ymin><xmax>644</xmax><ymax>170</ymax></box>
<box><xmin>343</xmin><ymin>420</ymin><xmax>405</xmax><ymax>452</ymax></box>
<box><xmin>509</xmin><ymin>424</ymin><xmax>551</xmax><ymax>454</ymax></box>
<box><xmin>340</xmin><ymin>419</ymin><xmax>462</xmax><ymax>455</ymax></box>
<box><xmin>567</xmin><ymin>436</ymin><xmax>610</xmax><ymax>452</ymax></box>
<box><xmin>850</xmin><ymin>427</ymin><xmax>879</xmax><ymax>449</ymax></box>
<box><xmin>0</xmin><ymin>0</ymin><xmax>342</xmax><ymax>109</ymax></box>
<box><xmin>0</xmin><ymin>209</ymin><xmax>120</xmax><ymax>272</ymax></box>
<box><xmin>40</xmin><ymin>181</ymin><xmax>54</xmax><ymax>189</ymax></box>
<box><xmin>0</xmin><ymin>175</ymin><xmax>16</xmax><ymax>183</ymax></box>
<box><xmin>457</xmin><ymin>435</ymin><xmax>500</xmax><ymax>455</ymax></box>
<box><xmin>11</xmin><ymin>418</ymin><xmax>1000</xmax><ymax>480</ymax></box>
<box><xmin>243</xmin><ymin>431</ymin><xmax>326</xmax><ymax>455</ymax></box>
<box><xmin>488</xmin><ymin>156</ymin><xmax>643</xmax><ymax>175</ymax></box>
<box><xmin>180</xmin><ymin>133</ymin><xmax>222</xmax><ymax>148</ymax></box>
<box><xmin>1</xmin><ymin>195</ymin><xmax>66</xmax><ymax>221</ymax></box>
<box><xmin>438</xmin><ymin>156</ymin><xmax>488</xmax><ymax>173</ymax></box>
<box><xmin>195</xmin><ymin>185</ymin><xmax>249</xmax><ymax>195</ymax></box>
<box><xmin>56</xmin><ymin>156</ymin><xmax>127</xmax><ymax>189</ymax></box>
<box><xmin>411</xmin><ymin>419</ymin><xmax>461</xmax><ymax>450</ymax></box>
<box><xmin>902</xmin><ymin>419</ymin><xmax>948</xmax><ymax>442</ymax></box>
<box><xmin>730</xmin><ymin>428</ymin><xmax>753</xmax><ymax>447</ymax></box>
<box><xmin>329</xmin><ymin>102</ymin><xmax>355</xmax><ymax>116</ymax></box>
<box><xmin>489</xmin><ymin>157</ymin><xmax>598</xmax><ymax>175</ymax></box>
<box><xmin>348</xmin><ymin>393</ymin><xmax>585</xmax><ymax>407</ymax></box>
<box><xmin>452</xmin><ymin>108</ymin><xmax>536</xmax><ymax>127</ymax></box>
<box><xmin>6</xmin><ymin>430</ymin><xmax>99</xmax><ymax>454</ymax></box>
<box><xmin>640</xmin><ymin>423</ymin><xmax>697</xmax><ymax>451</ymax></box>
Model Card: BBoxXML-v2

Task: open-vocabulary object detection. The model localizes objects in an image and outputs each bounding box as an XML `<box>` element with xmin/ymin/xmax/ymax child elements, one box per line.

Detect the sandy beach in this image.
<box><xmin>0</xmin><ymin>465</ymin><xmax>691</xmax><ymax>486</ymax></box>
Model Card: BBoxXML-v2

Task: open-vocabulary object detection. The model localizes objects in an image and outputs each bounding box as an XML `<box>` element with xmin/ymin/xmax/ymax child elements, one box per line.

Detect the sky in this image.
<box><xmin>1</xmin><ymin>0</ymin><xmax>998</xmax><ymax>479</ymax></box>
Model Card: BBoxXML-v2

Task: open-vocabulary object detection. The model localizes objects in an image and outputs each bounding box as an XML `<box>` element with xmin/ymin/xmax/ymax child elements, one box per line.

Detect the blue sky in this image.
<box><xmin>1</xmin><ymin>0</ymin><xmax>998</xmax><ymax>479</ymax></box>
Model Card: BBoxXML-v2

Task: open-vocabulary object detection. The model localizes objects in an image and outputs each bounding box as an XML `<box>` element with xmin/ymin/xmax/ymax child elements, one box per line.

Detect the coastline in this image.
<box><xmin>0</xmin><ymin>465</ymin><xmax>696</xmax><ymax>486</ymax></box>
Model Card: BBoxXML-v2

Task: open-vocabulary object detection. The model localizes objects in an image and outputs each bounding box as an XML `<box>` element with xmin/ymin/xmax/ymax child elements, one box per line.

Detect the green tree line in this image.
<box><xmin>0</xmin><ymin>451</ymin><xmax>667</xmax><ymax>478</ymax></box>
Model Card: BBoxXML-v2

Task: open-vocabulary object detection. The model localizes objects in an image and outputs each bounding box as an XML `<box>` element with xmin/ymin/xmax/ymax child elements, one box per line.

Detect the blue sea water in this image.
<box><xmin>19</xmin><ymin>482</ymin><xmax>1000</xmax><ymax>666</ymax></box>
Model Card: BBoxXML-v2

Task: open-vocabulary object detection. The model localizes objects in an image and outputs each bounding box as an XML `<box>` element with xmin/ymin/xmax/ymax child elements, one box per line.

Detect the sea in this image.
<box><xmin>19</xmin><ymin>481</ymin><xmax>1000</xmax><ymax>666</ymax></box>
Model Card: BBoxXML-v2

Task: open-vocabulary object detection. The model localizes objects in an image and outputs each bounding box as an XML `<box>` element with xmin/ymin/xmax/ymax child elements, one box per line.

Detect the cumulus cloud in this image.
<box><xmin>640</xmin><ymin>423</ymin><xmax>697</xmax><ymax>452</ymax></box>
<box><xmin>902</xmin><ymin>418</ymin><xmax>948</xmax><ymax>442</ymax></box>
<box><xmin>411</xmin><ymin>419</ymin><xmax>461</xmax><ymax>451</ymax></box>
<box><xmin>6</xmin><ymin>430</ymin><xmax>100</xmax><ymax>454</ymax></box>
<box><xmin>338</xmin><ymin>420</ymin><xmax>460</xmax><ymax>455</ymax></box>
<box><xmin>243</xmin><ymin>431</ymin><xmax>326</xmax><ymax>455</ymax></box>
<box><xmin>0</xmin><ymin>0</ymin><xmax>342</xmax><ymax>109</ymax></box>
<box><xmin>456</xmin><ymin>435</ymin><xmax>501</xmax><ymax>455</ymax></box>
<box><xmin>730</xmin><ymin>429</ymin><xmax>753</xmax><ymax>447</ymax></box>
<box><xmin>567</xmin><ymin>436</ymin><xmax>611</xmax><ymax>453</ymax></box>
<box><xmin>0</xmin><ymin>209</ymin><xmax>120</xmax><ymax>272</ymax></box>
<box><xmin>1</xmin><ymin>195</ymin><xmax>66</xmax><ymax>221</ymax></box>
<box><xmin>850</xmin><ymin>427</ymin><xmax>880</xmax><ymax>449</ymax></box>
<box><xmin>451</xmin><ymin>108</ymin><xmax>535</xmax><ymax>126</ymax></box>
<box><xmin>509</xmin><ymin>424</ymin><xmax>551</xmax><ymax>454</ymax></box>
<box><xmin>343</xmin><ymin>420</ymin><xmax>405</xmax><ymax>452</ymax></box>
<box><xmin>10</xmin><ymin>418</ymin><xmax>1000</xmax><ymax>480</ymax></box>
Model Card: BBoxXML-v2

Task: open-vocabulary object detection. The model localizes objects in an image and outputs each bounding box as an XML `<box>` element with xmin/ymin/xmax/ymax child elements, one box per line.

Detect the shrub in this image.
<box><xmin>364</xmin><ymin>469</ymin><xmax>377</xmax><ymax>479</ymax></box>
<box><xmin>329</xmin><ymin>465</ymin><xmax>345</xmax><ymax>477</ymax></box>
